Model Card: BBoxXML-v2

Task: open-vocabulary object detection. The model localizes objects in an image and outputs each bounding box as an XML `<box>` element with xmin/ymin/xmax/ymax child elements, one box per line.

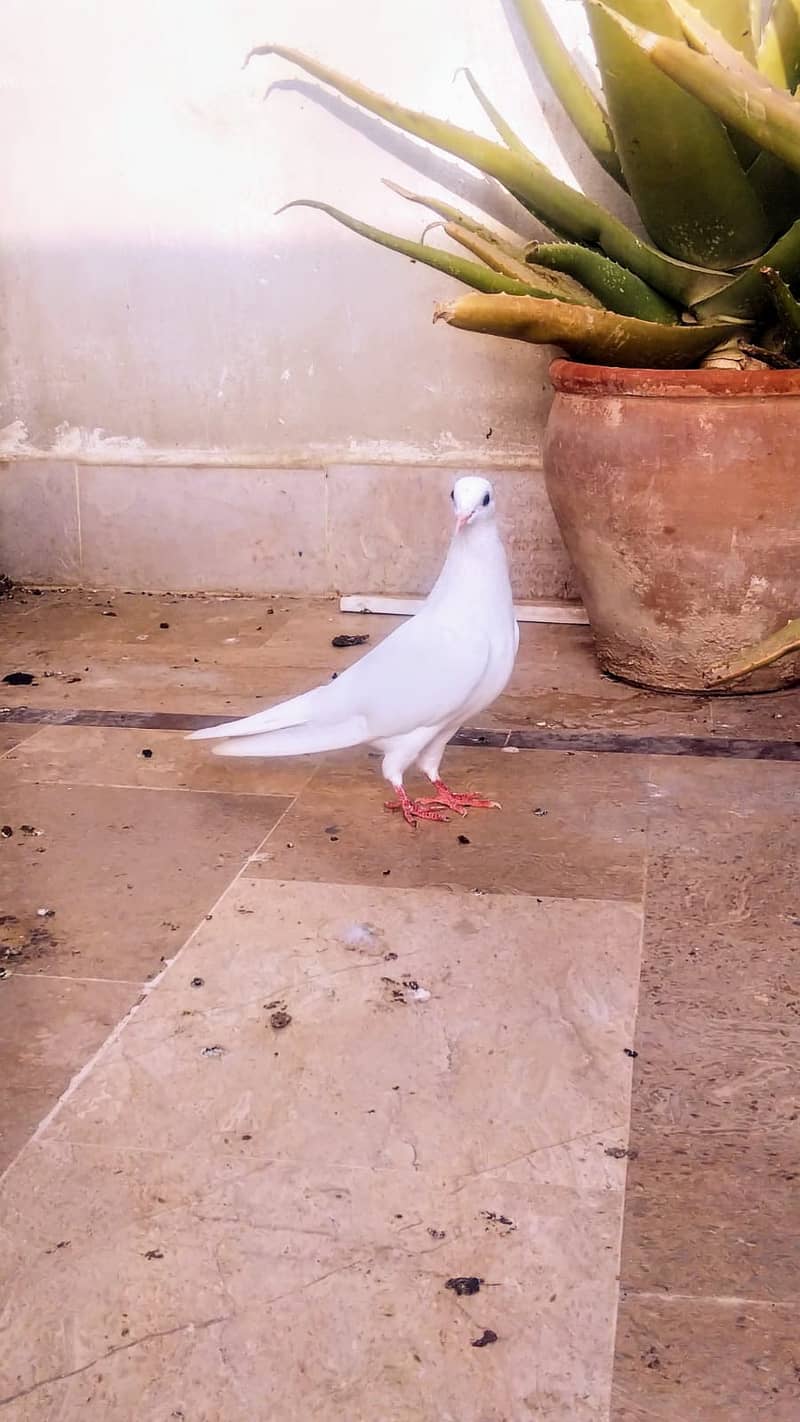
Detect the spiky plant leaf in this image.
<box><xmin>381</xmin><ymin>181</ymin><xmax>528</xmax><ymax>258</ymax></box>
<box><xmin>434</xmin><ymin>291</ymin><xmax>737</xmax><ymax>365</ymax></box>
<box><xmin>691</xmin><ymin>0</ymin><xmax>755</xmax><ymax>57</ymax></box>
<box><xmin>758</xmin><ymin>0</ymin><xmax>800</xmax><ymax>90</ymax></box>
<box><xmin>605</xmin><ymin>3</ymin><xmax>800</xmax><ymax>176</ymax></box>
<box><xmin>746</xmin><ymin>150</ymin><xmax>800</xmax><ymax>235</ymax></box>
<box><xmin>586</xmin><ymin>1</ymin><xmax>771</xmax><ymax>268</ymax></box>
<box><xmin>456</xmin><ymin>68</ymin><xmax>535</xmax><ymax>158</ymax></box>
<box><xmin>443</xmin><ymin>223</ymin><xmax>601</xmax><ymax>304</ymax></box>
<box><xmin>525</xmin><ymin>241</ymin><xmax>679</xmax><ymax>321</ymax></box>
<box><xmin>761</xmin><ymin>265</ymin><xmax>800</xmax><ymax>356</ymax></box>
<box><xmin>248</xmin><ymin>43</ymin><xmax>725</xmax><ymax>305</ymax></box>
<box><xmin>511</xmin><ymin>0</ymin><xmax>626</xmax><ymax>185</ymax></box>
<box><xmin>694</xmin><ymin>218</ymin><xmax>800</xmax><ymax>320</ymax></box>
<box><xmin>278</xmin><ymin>200</ymin><xmax>596</xmax><ymax>301</ymax></box>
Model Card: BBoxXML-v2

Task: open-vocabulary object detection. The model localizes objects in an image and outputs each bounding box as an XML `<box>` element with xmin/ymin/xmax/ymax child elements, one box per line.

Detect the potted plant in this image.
<box><xmin>247</xmin><ymin>1</ymin><xmax>800</xmax><ymax>692</ymax></box>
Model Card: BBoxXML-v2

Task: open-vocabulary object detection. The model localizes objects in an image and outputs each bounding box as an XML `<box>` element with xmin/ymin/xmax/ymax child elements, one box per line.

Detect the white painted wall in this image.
<box><xmin>0</xmin><ymin>0</ymin><xmax>632</xmax><ymax>468</ymax></box>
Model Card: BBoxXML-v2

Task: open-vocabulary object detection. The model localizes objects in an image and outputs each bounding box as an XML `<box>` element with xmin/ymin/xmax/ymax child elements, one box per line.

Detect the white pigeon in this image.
<box><xmin>188</xmin><ymin>475</ymin><xmax>519</xmax><ymax>825</ymax></box>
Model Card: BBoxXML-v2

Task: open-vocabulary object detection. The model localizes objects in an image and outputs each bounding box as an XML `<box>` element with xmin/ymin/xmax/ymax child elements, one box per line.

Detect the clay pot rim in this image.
<box><xmin>549</xmin><ymin>358</ymin><xmax>800</xmax><ymax>398</ymax></box>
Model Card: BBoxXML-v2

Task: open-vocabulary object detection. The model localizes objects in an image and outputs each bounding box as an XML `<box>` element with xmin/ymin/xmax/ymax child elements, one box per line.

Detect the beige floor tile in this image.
<box><xmin>0</xmin><ymin>873</ymin><xmax>641</xmax><ymax>1420</ymax></box>
<box><xmin>0</xmin><ymin>1138</ymin><xmax>618</xmax><ymax>1421</ymax></box>
<box><xmin>8</xmin><ymin>725</ymin><xmax>318</xmax><ymax>799</ymax></box>
<box><xmin>250</xmin><ymin>748</ymin><xmax>648</xmax><ymax>901</ymax></box>
<box><xmin>0</xmin><ymin>658</ymin><xmax>315</xmax><ymax>714</ymax></box>
<box><xmin>1</xmin><ymin>589</ymin><xmax>330</xmax><ymax>673</ymax></box>
<box><xmin>0</xmin><ymin>976</ymin><xmax>137</xmax><ymax>1173</ymax></box>
<box><xmin>0</xmin><ymin>727</ymin><xmax>37</xmax><ymax>756</ymax></box>
<box><xmin>0</xmin><ymin>780</ymin><xmax>290</xmax><ymax>980</ymax></box>
<box><xmin>46</xmin><ymin>879</ymin><xmax>640</xmax><ymax>1168</ymax></box>
<box><xmin>253</xmin><ymin>602</ymin><xmax>400</xmax><ymax>670</ymax></box>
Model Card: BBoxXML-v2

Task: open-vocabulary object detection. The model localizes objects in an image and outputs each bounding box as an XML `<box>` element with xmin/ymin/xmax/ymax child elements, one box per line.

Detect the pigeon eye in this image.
<box><xmin>482</xmin><ymin>492</ymin><xmax>491</xmax><ymax>507</ymax></box>
<box><xmin>450</xmin><ymin>489</ymin><xmax>455</xmax><ymax>502</ymax></box>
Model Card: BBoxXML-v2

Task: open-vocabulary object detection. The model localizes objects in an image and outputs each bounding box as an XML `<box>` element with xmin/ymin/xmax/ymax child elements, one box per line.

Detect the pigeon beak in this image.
<box><xmin>455</xmin><ymin>512</ymin><xmax>473</xmax><ymax>532</ymax></box>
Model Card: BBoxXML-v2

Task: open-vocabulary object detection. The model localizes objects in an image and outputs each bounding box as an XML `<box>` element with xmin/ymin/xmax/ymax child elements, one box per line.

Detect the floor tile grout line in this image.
<box><xmin>0</xmin><ymin>793</ymin><xmax>301</xmax><ymax>1191</ymax></box>
<box><xmin>9</xmin><ymin>776</ymin><xmax>315</xmax><ymax>800</ymax></box>
<box><xmin>603</xmin><ymin>808</ymin><xmax>649</xmax><ymax>1422</ymax></box>
<box><xmin>0</xmin><ymin>724</ymin><xmax>57</xmax><ymax>759</ymax></box>
<box><xmin>9</xmin><ymin>972</ymin><xmax>150</xmax><ymax>987</ymax></box>
<box><xmin>623</xmin><ymin>1289</ymin><xmax>800</xmax><ymax>1310</ymax></box>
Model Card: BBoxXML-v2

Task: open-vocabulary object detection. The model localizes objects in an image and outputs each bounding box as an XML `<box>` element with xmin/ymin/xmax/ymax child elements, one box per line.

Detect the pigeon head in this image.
<box><xmin>451</xmin><ymin>476</ymin><xmax>495</xmax><ymax>532</ymax></box>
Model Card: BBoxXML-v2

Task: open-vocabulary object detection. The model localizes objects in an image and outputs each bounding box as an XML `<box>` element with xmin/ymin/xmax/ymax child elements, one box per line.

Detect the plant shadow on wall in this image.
<box><xmin>248</xmin><ymin>1</ymin><xmax>800</xmax><ymax>694</ymax></box>
<box><xmin>263</xmin><ymin>78</ymin><xmax>538</xmax><ymax>239</ymax></box>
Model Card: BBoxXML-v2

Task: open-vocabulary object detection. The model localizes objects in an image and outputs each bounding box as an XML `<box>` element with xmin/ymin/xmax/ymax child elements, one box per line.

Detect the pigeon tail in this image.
<box><xmin>187</xmin><ymin>686</ymin><xmax>324</xmax><ymax>741</ymax></box>
<box><xmin>211</xmin><ymin>716</ymin><xmax>367</xmax><ymax>759</ymax></box>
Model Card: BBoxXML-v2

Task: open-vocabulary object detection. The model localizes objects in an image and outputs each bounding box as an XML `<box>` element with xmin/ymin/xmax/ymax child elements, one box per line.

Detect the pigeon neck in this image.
<box><xmin>451</xmin><ymin>517</ymin><xmax>500</xmax><ymax>555</ymax></box>
<box><xmin>440</xmin><ymin>516</ymin><xmax>507</xmax><ymax>585</ymax></box>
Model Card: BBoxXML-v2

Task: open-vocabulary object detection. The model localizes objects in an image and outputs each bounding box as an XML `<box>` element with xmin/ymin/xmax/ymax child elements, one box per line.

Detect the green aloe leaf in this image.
<box><xmin>586</xmin><ymin>2</ymin><xmax>771</xmax><ymax>268</ymax></box>
<box><xmin>663</xmin><ymin>0</ymin><xmax>762</xmax><ymax>164</ymax></box>
<box><xmin>383</xmin><ymin>179</ymin><xmax>531</xmax><ymax>260</ymax></box>
<box><xmin>761</xmin><ymin>265</ymin><xmax>800</xmax><ymax>355</ymax></box>
<box><xmin>248</xmin><ymin>42</ymin><xmax>728</xmax><ymax>307</ymax></box>
<box><xmin>613</xmin><ymin>4</ymin><xmax>800</xmax><ymax>176</ymax></box>
<box><xmin>686</xmin><ymin>1</ymin><xmax>756</xmax><ymax>56</ymax></box>
<box><xmin>746</xmin><ymin>150</ymin><xmax>800</xmax><ymax>235</ymax></box>
<box><xmin>671</xmin><ymin>0</ymin><xmax>761</xmax><ymax>165</ymax></box>
<box><xmin>444</xmin><ymin>223</ymin><xmax>602</xmax><ymax>305</ymax></box>
<box><xmin>526</xmin><ymin>241</ymin><xmax>679</xmax><ymax>322</ymax></box>
<box><xmin>511</xmin><ymin>0</ymin><xmax>626</xmax><ymax>186</ymax></box>
<box><xmin>694</xmin><ymin>218</ymin><xmax>800</xmax><ymax>320</ymax></box>
<box><xmin>382</xmin><ymin>180</ymin><xmax>528</xmax><ymax>258</ymax></box>
<box><xmin>666</xmin><ymin>0</ymin><xmax>764</xmax><ymax>71</ymax></box>
<box><xmin>433</xmin><ymin>291</ymin><xmax>736</xmax><ymax>365</ymax></box>
<box><xmin>456</xmin><ymin>68</ymin><xmax>535</xmax><ymax>158</ymax></box>
<box><xmin>277</xmin><ymin>200</ymin><xmax>593</xmax><ymax>301</ymax></box>
<box><xmin>758</xmin><ymin>0</ymin><xmax>800</xmax><ymax>90</ymax></box>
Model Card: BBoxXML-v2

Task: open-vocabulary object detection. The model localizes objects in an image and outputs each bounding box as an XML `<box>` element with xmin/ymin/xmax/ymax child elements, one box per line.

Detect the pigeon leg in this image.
<box><xmin>384</xmin><ymin>787</ymin><xmax>450</xmax><ymax>826</ymax></box>
<box><xmin>429</xmin><ymin>779</ymin><xmax>501</xmax><ymax>812</ymax></box>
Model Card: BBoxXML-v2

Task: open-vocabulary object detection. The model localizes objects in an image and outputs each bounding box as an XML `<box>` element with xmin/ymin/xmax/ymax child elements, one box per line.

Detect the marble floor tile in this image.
<box><xmin>249</xmin><ymin>749</ymin><xmax>648</xmax><ymax>901</ymax></box>
<box><xmin>0</xmin><ymin>975</ymin><xmax>137</xmax><ymax>1172</ymax></box>
<box><xmin>611</xmin><ymin>1295</ymin><xmax>800</xmax><ymax>1420</ymax></box>
<box><xmin>8</xmin><ymin>725</ymin><xmax>318</xmax><ymax>799</ymax></box>
<box><xmin>46</xmin><ymin>880</ymin><xmax>642</xmax><ymax>1171</ymax></box>
<box><xmin>0</xmin><ymin>874</ymin><xmax>642</xmax><ymax>1420</ymax></box>
<box><xmin>0</xmin><ymin>779</ymin><xmax>289</xmax><ymax>980</ymax></box>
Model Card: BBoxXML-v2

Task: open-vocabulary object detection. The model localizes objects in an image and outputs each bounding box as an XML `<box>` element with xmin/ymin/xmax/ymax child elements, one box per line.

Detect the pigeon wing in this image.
<box><xmin>189</xmin><ymin>610</ymin><xmax>489</xmax><ymax>758</ymax></box>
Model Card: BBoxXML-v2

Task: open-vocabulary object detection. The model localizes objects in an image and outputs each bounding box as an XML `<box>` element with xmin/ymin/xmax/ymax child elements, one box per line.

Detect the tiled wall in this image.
<box><xmin>0</xmin><ymin>460</ymin><xmax>578</xmax><ymax>600</ymax></box>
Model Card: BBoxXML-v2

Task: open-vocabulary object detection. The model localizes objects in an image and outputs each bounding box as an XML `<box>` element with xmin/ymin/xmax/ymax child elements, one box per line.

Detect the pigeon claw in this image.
<box><xmin>384</xmin><ymin>792</ymin><xmax>450</xmax><ymax>826</ymax></box>
<box><xmin>431</xmin><ymin>781</ymin><xmax>501</xmax><ymax>813</ymax></box>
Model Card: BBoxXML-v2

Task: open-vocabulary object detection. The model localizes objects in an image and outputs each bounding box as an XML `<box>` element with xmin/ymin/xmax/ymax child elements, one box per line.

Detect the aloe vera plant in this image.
<box><xmin>248</xmin><ymin>0</ymin><xmax>800</xmax><ymax>368</ymax></box>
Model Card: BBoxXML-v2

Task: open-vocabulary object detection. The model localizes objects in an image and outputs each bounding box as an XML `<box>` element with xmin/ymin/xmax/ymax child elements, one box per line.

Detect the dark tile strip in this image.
<box><xmin>1</xmin><ymin>705</ymin><xmax>799</xmax><ymax>761</ymax></box>
<box><xmin>507</xmin><ymin>729</ymin><xmax>800</xmax><ymax>761</ymax></box>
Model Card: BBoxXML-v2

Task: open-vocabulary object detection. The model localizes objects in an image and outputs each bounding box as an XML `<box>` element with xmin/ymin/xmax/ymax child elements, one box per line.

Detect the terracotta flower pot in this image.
<box><xmin>543</xmin><ymin>360</ymin><xmax>800</xmax><ymax>693</ymax></box>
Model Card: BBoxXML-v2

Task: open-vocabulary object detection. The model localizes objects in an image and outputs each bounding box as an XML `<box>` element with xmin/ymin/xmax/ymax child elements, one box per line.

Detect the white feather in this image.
<box><xmin>188</xmin><ymin>476</ymin><xmax>518</xmax><ymax>794</ymax></box>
